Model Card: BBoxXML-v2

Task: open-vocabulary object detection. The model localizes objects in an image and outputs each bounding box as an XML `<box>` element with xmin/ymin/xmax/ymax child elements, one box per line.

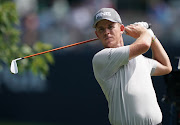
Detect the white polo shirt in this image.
<box><xmin>92</xmin><ymin>46</ymin><xmax>162</xmax><ymax>125</ymax></box>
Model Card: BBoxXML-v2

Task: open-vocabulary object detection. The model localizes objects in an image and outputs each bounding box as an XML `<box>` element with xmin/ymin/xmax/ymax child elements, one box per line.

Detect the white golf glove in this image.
<box><xmin>134</xmin><ymin>22</ymin><xmax>149</xmax><ymax>29</ymax></box>
<box><xmin>134</xmin><ymin>21</ymin><xmax>155</xmax><ymax>38</ymax></box>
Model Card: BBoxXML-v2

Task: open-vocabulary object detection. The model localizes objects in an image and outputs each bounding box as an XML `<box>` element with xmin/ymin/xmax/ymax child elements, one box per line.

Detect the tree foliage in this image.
<box><xmin>0</xmin><ymin>1</ymin><xmax>54</xmax><ymax>78</ymax></box>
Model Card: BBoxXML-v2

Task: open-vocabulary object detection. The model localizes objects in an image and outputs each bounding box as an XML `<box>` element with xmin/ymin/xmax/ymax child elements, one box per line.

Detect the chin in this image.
<box><xmin>106</xmin><ymin>41</ymin><xmax>116</xmax><ymax>48</ymax></box>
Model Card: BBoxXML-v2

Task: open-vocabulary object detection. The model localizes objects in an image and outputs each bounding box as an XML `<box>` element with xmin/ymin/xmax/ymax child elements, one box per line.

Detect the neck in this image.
<box><xmin>112</xmin><ymin>36</ymin><xmax>124</xmax><ymax>48</ymax></box>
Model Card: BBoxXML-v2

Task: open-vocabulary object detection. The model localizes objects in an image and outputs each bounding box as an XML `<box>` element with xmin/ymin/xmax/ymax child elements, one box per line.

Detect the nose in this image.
<box><xmin>104</xmin><ymin>28</ymin><xmax>110</xmax><ymax>36</ymax></box>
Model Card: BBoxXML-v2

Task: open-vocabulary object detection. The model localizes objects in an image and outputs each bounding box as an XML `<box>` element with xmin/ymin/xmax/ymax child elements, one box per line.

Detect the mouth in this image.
<box><xmin>104</xmin><ymin>37</ymin><xmax>113</xmax><ymax>41</ymax></box>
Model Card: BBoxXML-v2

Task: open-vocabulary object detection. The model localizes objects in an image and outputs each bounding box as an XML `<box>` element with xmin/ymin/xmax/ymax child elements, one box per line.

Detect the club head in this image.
<box><xmin>10</xmin><ymin>60</ymin><xmax>18</xmax><ymax>74</ymax></box>
<box><xmin>10</xmin><ymin>58</ymin><xmax>22</xmax><ymax>74</ymax></box>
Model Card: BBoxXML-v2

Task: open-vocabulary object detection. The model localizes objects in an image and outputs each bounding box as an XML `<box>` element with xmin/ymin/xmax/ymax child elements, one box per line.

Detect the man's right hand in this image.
<box><xmin>125</xmin><ymin>24</ymin><xmax>148</xmax><ymax>39</ymax></box>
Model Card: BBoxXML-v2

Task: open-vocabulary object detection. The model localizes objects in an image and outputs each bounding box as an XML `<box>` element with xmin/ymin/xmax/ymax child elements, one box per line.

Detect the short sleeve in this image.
<box><xmin>143</xmin><ymin>57</ymin><xmax>158</xmax><ymax>76</ymax></box>
<box><xmin>92</xmin><ymin>46</ymin><xmax>129</xmax><ymax>80</ymax></box>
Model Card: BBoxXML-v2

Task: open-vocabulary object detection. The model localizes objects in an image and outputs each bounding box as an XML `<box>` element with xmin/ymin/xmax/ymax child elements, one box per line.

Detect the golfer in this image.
<box><xmin>92</xmin><ymin>8</ymin><xmax>172</xmax><ymax>125</ymax></box>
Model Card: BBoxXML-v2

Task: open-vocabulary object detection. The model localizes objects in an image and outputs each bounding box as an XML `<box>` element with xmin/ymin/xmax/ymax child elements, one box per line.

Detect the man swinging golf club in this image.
<box><xmin>92</xmin><ymin>8</ymin><xmax>172</xmax><ymax>125</ymax></box>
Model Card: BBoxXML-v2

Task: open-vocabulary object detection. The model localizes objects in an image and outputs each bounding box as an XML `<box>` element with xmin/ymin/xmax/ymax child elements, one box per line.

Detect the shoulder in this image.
<box><xmin>93</xmin><ymin>46</ymin><xmax>130</xmax><ymax>59</ymax></box>
<box><xmin>92</xmin><ymin>48</ymin><xmax>111</xmax><ymax>63</ymax></box>
<box><xmin>93</xmin><ymin>46</ymin><xmax>130</xmax><ymax>65</ymax></box>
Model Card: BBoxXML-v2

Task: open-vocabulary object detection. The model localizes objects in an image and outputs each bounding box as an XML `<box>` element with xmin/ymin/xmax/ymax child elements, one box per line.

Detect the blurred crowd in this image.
<box><xmin>147</xmin><ymin>0</ymin><xmax>180</xmax><ymax>46</ymax></box>
<box><xmin>14</xmin><ymin>0</ymin><xmax>180</xmax><ymax>49</ymax></box>
<box><xmin>15</xmin><ymin>0</ymin><xmax>114</xmax><ymax>53</ymax></box>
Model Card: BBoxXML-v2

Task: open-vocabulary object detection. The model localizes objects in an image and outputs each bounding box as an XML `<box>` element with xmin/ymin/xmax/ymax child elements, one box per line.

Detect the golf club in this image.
<box><xmin>10</xmin><ymin>38</ymin><xmax>99</xmax><ymax>74</ymax></box>
<box><xmin>10</xmin><ymin>22</ymin><xmax>151</xmax><ymax>74</ymax></box>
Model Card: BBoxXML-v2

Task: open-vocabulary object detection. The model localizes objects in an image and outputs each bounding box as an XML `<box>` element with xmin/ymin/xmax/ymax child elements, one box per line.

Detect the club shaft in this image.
<box><xmin>23</xmin><ymin>38</ymin><xmax>98</xmax><ymax>59</ymax></box>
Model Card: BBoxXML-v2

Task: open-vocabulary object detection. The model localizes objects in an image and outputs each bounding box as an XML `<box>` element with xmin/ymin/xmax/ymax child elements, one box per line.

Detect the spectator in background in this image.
<box><xmin>21</xmin><ymin>12</ymin><xmax>39</xmax><ymax>46</ymax></box>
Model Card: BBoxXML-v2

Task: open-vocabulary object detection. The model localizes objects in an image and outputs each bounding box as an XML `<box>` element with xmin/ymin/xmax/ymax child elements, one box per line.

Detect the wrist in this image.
<box><xmin>152</xmin><ymin>36</ymin><xmax>157</xmax><ymax>43</ymax></box>
<box><xmin>147</xmin><ymin>29</ymin><xmax>156</xmax><ymax>43</ymax></box>
<box><xmin>141</xmin><ymin>30</ymin><xmax>150</xmax><ymax>36</ymax></box>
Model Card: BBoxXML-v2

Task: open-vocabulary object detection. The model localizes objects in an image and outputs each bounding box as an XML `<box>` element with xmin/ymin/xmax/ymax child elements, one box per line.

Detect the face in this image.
<box><xmin>95</xmin><ymin>20</ymin><xmax>124</xmax><ymax>48</ymax></box>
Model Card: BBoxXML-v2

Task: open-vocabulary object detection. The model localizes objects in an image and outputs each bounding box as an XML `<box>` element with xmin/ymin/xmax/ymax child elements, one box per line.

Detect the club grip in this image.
<box><xmin>148</xmin><ymin>23</ymin><xmax>152</xmax><ymax>29</ymax></box>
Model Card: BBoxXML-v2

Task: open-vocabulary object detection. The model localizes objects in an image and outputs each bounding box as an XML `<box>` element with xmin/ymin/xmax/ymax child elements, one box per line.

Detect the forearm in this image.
<box><xmin>151</xmin><ymin>37</ymin><xmax>172</xmax><ymax>70</ymax></box>
<box><xmin>129</xmin><ymin>31</ymin><xmax>152</xmax><ymax>60</ymax></box>
<box><xmin>125</xmin><ymin>24</ymin><xmax>153</xmax><ymax>60</ymax></box>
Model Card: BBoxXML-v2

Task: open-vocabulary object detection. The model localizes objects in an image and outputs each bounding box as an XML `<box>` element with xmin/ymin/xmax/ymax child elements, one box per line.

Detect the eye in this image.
<box><xmin>98</xmin><ymin>28</ymin><xmax>104</xmax><ymax>32</ymax></box>
<box><xmin>108</xmin><ymin>25</ymin><xmax>114</xmax><ymax>29</ymax></box>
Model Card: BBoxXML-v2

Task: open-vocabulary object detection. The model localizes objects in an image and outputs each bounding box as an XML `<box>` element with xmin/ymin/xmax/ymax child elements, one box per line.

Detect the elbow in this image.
<box><xmin>142</xmin><ymin>35</ymin><xmax>151</xmax><ymax>51</ymax></box>
<box><xmin>142</xmin><ymin>42</ymin><xmax>151</xmax><ymax>53</ymax></box>
<box><xmin>167</xmin><ymin>65</ymin><xmax>172</xmax><ymax>74</ymax></box>
<box><xmin>164</xmin><ymin>65</ymin><xmax>172</xmax><ymax>75</ymax></box>
<box><xmin>144</xmin><ymin>40</ymin><xmax>151</xmax><ymax>49</ymax></box>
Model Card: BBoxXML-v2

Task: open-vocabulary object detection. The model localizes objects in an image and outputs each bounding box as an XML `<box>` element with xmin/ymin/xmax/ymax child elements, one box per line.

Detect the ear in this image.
<box><xmin>95</xmin><ymin>30</ymin><xmax>99</xmax><ymax>38</ymax></box>
<box><xmin>120</xmin><ymin>24</ymin><xmax>125</xmax><ymax>34</ymax></box>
